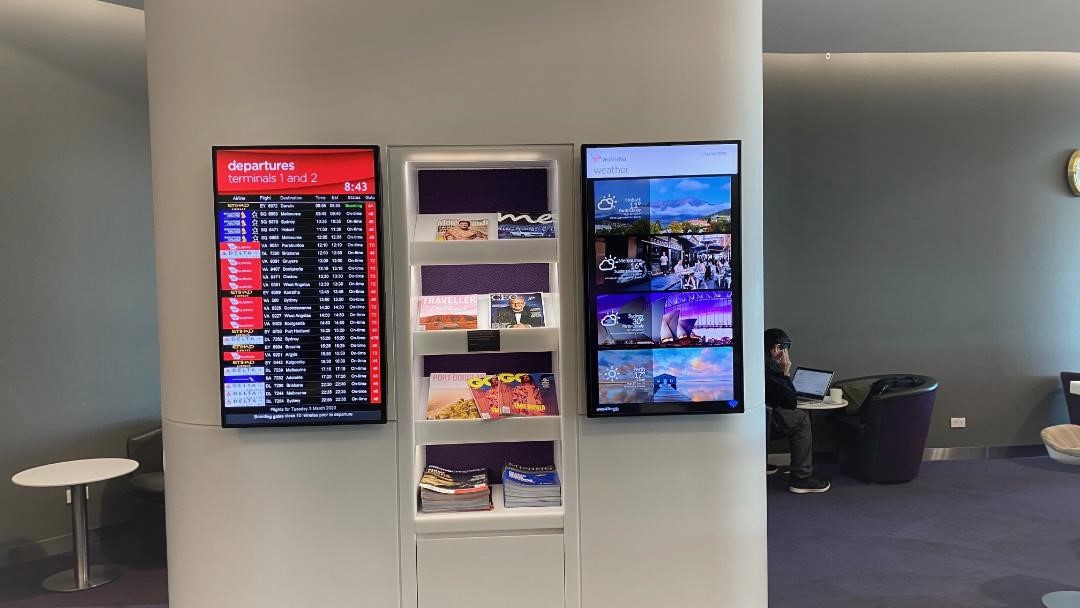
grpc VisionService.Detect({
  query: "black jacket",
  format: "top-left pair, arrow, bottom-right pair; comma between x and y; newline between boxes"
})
765,359 -> 797,410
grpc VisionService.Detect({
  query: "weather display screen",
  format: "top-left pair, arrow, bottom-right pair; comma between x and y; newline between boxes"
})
582,142 -> 743,416
213,146 -> 386,427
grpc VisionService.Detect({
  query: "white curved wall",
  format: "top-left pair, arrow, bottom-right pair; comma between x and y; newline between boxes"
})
145,1 -> 764,606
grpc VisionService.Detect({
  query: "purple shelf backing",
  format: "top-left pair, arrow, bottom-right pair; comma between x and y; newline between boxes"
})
420,263 -> 550,296
417,168 -> 558,484
417,168 -> 548,215
425,352 -> 552,374
426,441 -> 556,485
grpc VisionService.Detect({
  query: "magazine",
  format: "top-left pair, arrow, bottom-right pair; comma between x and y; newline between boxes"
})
489,293 -> 545,329
500,372 -> 554,416
418,465 -> 492,513
417,295 -> 477,330
502,462 -> 562,508
435,218 -> 489,241
497,212 -> 555,239
467,374 -> 504,419
426,373 -> 485,420
418,465 -> 489,494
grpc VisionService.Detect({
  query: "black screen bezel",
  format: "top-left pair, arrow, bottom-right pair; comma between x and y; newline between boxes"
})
581,140 -> 745,417
212,144 -> 388,428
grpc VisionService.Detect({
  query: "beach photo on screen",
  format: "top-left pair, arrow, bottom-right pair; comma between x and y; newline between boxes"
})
650,347 -> 734,403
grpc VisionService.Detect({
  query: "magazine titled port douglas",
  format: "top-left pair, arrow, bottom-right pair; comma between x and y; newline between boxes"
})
426,372 -> 485,420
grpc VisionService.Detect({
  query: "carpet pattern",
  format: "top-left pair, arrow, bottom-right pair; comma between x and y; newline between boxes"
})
769,457 -> 1080,607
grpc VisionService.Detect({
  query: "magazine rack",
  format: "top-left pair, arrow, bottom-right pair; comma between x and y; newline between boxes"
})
388,145 -> 581,608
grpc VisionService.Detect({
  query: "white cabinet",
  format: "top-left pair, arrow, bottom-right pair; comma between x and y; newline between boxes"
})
389,145 -> 581,608
417,534 -> 565,608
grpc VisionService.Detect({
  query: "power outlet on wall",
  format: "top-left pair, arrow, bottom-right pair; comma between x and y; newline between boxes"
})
950,417 -> 967,429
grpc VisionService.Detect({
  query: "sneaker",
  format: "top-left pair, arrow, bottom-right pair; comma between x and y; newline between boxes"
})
766,464 -> 779,476
788,476 -> 830,494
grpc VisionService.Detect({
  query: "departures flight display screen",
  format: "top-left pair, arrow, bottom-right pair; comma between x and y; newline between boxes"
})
213,146 -> 386,427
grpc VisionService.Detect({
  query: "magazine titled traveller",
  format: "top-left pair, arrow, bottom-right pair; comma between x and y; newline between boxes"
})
417,295 -> 478,330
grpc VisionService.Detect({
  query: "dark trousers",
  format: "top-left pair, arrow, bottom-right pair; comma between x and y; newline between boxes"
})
769,407 -> 813,479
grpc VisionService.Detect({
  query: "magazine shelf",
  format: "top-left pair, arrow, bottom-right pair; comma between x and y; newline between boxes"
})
390,145 -> 580,608
411,237 -> 557,266
415,416 -> 562,446
414,484 -> 564,535
411,326 -> 560,355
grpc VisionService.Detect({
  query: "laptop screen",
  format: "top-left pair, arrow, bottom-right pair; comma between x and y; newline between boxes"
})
792,368 -> 833,398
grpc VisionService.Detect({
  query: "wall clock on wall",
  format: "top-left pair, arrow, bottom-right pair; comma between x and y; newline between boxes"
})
1069,149 -> 1080,196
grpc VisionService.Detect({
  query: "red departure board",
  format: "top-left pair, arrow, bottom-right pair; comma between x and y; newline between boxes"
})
213,146 -> 386,427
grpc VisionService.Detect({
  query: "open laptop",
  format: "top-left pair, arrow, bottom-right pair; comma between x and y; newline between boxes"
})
792,367 -> 835,403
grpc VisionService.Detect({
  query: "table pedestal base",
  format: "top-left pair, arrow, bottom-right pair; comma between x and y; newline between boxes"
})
1043,590 -> 1080,607
42,564 -> 121,592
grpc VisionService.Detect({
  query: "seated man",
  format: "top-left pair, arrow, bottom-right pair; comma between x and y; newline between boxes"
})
765,328 -> 830,494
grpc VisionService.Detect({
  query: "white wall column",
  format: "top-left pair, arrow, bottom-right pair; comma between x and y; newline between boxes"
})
145,1 -> 764,606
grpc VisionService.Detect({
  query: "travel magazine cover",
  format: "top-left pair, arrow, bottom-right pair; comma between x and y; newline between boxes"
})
489,292 -> 545,328
426,372 -> 485,420
417,295 -> 478,330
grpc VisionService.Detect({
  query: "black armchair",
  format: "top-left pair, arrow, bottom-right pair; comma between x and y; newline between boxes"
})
832,375 -> 939,483
126,427 -> 165,504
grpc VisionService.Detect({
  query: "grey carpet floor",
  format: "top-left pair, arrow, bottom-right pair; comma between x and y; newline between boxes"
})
768,456 -> 1080,607
0,520 -> 166,608
3,457 -> 1077,607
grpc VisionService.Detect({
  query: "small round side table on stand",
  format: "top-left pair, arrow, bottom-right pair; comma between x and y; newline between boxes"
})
12,458 -> 139,592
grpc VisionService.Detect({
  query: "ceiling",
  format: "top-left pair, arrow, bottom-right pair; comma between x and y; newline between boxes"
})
105,1 -> 1080,53
764,0 -> 1080,53
99,0 -> 143,8
3,0 -> 145,97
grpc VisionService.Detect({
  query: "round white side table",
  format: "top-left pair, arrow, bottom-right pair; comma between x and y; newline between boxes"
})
1044,590 -> 1080,607
796,398 -> 848,411
12,458 -> 139,592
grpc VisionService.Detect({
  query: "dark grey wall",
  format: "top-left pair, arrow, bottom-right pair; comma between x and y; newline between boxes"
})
0,1 -> 159,564
764,52 -> 1080,448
